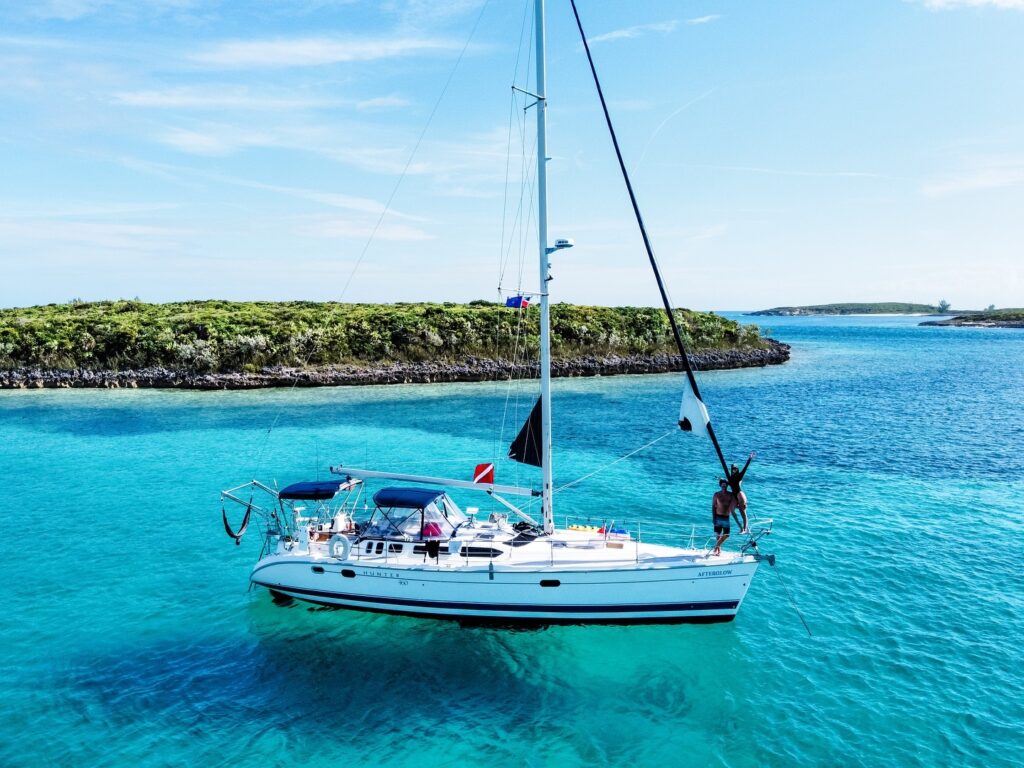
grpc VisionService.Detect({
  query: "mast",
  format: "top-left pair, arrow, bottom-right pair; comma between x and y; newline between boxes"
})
534,0 -> 554,534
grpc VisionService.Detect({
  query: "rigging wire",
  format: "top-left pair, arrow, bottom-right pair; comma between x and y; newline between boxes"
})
494,1 -> 536,462
491,3 -> 532,462
495,4 -> 540,485
336,0 -> 492,303
248,0 -> 493,478
496,0 -> 534,292
552,429 -> 677,495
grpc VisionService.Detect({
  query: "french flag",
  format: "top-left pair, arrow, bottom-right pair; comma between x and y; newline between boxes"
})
473,463 -> 495,484
505,295 -> 530,309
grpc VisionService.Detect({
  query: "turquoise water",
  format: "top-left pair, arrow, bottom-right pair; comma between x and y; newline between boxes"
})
1,316 -> 1022,767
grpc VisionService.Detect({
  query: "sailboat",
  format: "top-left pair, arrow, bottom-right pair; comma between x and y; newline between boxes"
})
221,0 -> 774,625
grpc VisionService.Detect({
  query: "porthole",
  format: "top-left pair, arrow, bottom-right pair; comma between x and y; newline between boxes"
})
311,566 -> 325,574
341,569 -> 356,578
540,579 -> 561,588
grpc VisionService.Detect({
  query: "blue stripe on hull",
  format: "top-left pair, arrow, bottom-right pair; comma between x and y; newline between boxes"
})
254,581 -> 740,620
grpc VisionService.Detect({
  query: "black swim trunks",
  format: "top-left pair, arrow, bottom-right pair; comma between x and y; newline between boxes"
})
714,516 -> 730,535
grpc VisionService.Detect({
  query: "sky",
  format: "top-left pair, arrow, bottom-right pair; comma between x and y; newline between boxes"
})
1,0 -> 1023,311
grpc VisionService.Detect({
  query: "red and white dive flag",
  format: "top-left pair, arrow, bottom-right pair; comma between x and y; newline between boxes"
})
473,463 -> 495,484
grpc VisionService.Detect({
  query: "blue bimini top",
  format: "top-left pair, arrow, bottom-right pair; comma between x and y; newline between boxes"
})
279,480 -> 349,501
372,487 -> 445,509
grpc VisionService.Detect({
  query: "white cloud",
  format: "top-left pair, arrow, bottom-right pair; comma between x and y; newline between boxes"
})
682,163 -> 887,180
683,224 -> 727,242
0,202 -> 181,218
27,0 -> 109,21
157,127 -> 276,155
608,99 -> 655,112
318,144 -> 432,176
113,156 -> 425,221
146,117 -> 505,180
388,0 -> 485,28
587,21 -> 680,45
915,0 -> 1024,9
686,15 -> 721,25
296,216 -> 434,242
922,160 -> 1024,196
356,95 -> 410,111
190,36 -> 459,68
582,16 -> 717,46
111,87 -> 340,110
26,0 -> 205,22
112,87 -> 410,114
236,181 -> 425,221
0,35 -> 73,49
0,218 -> 185,251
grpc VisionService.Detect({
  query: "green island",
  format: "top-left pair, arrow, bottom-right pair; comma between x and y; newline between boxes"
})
0,300 -> 788,389
919,309 -> 1024,328
747,302 -> 947,316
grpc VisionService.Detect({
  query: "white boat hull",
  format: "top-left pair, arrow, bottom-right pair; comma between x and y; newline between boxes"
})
251,548 -> 758,625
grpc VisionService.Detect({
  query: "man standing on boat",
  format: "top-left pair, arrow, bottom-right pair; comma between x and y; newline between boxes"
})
711,479 -> 748,555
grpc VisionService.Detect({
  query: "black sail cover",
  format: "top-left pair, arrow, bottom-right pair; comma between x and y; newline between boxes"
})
508,397 -> 543,467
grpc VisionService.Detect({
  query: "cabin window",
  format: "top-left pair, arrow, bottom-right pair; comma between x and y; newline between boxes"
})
465,546 -> 502,558
375,541 -> 384,554
388,543 -> 403,553
311,566 -> 325,574
540,579 -> 560,588
364,542 -> 372,553
414,544 -> 500,558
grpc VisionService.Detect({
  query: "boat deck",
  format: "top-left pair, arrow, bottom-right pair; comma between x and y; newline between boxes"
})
298,531 -> 751,572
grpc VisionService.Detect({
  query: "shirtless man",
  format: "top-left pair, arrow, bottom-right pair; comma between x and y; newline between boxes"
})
711,479 -> 749,556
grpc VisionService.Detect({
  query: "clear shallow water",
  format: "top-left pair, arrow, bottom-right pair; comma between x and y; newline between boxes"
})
1,316 -> 1022,767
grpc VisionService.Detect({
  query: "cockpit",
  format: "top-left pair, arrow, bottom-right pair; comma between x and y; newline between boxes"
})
363,487 -> 469,540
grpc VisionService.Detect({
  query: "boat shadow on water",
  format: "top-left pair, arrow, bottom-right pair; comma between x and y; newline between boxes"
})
277,590 -> 553,632
58,595 -> 745,740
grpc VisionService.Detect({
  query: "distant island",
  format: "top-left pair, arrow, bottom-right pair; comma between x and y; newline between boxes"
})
0,300 -> 789,389
747,302 -> 947,316
919,309 -> 1024,328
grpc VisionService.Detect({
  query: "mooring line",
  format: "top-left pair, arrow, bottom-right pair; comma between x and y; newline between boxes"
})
770,561 -> 813,637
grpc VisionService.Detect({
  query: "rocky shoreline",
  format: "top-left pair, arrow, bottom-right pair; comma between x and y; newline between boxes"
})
919,319 -> 1024,328
0,340 -> 789,390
